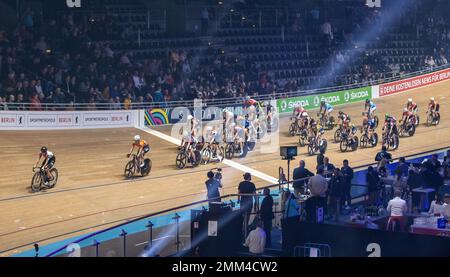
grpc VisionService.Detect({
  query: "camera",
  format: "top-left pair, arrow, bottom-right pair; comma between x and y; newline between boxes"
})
210,167 -> 222,181
280,146 -> 298,160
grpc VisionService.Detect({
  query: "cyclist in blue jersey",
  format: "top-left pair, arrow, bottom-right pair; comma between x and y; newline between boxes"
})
365,99 -> 377,118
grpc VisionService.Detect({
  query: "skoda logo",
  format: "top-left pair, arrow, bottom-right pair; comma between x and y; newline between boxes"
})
344,92 -> 350,102
314,96 -> 320,106
281,100 -> 287,111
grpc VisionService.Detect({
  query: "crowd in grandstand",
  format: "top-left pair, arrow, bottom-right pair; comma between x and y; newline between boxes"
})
0,0 -> 449,110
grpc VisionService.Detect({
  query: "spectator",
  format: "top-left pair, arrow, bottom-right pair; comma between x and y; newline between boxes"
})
442,149 -> 450,167
244,220 -> 266,256
392,168 -> 407,195
258,188 -> 274,248
442,194 -> 450,218
396,157 -> 409,177
318,157 -> 335,177
316,148 -> 325,169
29,94 -> 42,111
366,166 -> 380,205
306,167 -> 328,222
292,160 -> 314,196
386,190 -> 408,231
341,159 -> 354,209
428,194 -> 444,215
328,168 -> 344,221
205,171 -> 222,203
238,173 -> 257,223
429,154 -> 441,172
375,146 -> 392,176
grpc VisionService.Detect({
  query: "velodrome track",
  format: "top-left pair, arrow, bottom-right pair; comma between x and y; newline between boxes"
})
0,79 -> 450,256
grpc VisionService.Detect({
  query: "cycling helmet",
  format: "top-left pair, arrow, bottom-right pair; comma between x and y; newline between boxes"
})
134,135 -> 141,141
403,108 -> 408,112
365,99 -> 370,104
338,111 -> 344,115
301,112 -> 308,117
230,123 -> 236,128
40,146 -> 47,153
385,114 -> 390,120
245,96 -> 251,100
319,127 -> 325,134
187,115 -> 194,120
321,100 -> 326,105
211,130 -> 217,135
407,98 -> 413,103
430,97 -> 435,101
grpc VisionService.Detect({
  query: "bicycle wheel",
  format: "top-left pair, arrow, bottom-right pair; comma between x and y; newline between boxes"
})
360,135 -> 368,148
427,114 -> 433,126
371,133 -> 378,147
175,152 -> 187,169
201,148 -> 212,164
374,116 -> 379,128
408,124 -> 415,137
225,144 -> 234,159
141,159 -> 152,177
334,128 -> 342,143
192,150 -> 202,167
31,172 -> 42,192
299,132 -> 307,147
289,123 -> 296,136
124,161 -> 135,178
340,139 -> 348,152
47,168 -> 59,188
351,136 -> 359,151
307,142 -> 315,156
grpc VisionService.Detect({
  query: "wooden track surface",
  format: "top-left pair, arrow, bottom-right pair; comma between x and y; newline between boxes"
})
1,80 -> 449,256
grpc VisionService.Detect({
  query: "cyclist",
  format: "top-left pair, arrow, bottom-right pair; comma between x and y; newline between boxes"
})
338,111 -> 351,130
319,100 -> 333,123
308,117 -> 318,139
300,111 -> 309,129
222,108 -> 234,141
365,99 -> 377,118
401,108 -> 415,126
315,127 -> 326,147
383,114 -> 398,138
363,115 -> 376,136
231,123 -> 245,156
428,97 -> 440,119
127,135 -> 150,167
243,95 -> 258,108
33,146 -> 56,185
406,98 -> 419,125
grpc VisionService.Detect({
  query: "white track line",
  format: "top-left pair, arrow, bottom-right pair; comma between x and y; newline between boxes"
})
136,127 -> 278,184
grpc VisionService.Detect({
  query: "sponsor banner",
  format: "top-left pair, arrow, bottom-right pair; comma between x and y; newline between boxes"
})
0,111 -> 134,130
0,113 -> 26,127
277,86 -> 372,113
372,85 -> 380,99
83,112 -> 132,126
379,67 -> 450,97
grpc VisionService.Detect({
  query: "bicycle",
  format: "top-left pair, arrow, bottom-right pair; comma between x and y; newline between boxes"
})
426,110 -> 440,126
201,142 -> 225,164
298,128 -> 309,147
317,112 -> 335,130
124,153 -> 152,178
176,145 -> 201,169
339,132 -> 359,152
288,117 -> 300,136
359,127 -> 378,148
225,138 -> 243,159
307,137 -> 327,156
398,118 -> 416,137
382,126 -> 399,151
31,166 -> 58,192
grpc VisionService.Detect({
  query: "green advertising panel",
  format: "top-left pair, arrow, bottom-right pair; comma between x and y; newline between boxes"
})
277,86 -> 372,113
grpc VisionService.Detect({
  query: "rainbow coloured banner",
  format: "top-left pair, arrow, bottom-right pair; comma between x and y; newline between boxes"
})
144,109 -> 170,126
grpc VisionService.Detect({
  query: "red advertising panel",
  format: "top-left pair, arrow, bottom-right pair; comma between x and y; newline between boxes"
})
379,68 -> 450,97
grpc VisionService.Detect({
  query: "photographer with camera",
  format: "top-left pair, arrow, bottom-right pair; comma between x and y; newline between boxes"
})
205,168 -> 222,203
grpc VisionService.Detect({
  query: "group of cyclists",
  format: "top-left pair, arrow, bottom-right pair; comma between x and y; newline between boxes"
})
31,95 -> 441,191
290,96 -> 441,152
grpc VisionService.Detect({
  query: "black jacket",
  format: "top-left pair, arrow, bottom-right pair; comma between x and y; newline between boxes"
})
293,167 -> 314,189
329,175 -> 345,197
259,195 -> 274,221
